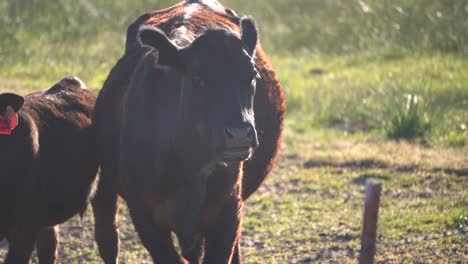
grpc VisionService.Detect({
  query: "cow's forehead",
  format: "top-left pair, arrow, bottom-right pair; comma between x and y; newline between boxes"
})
190,44 -> 253,72
190,30 -> 246,57
192,55 -> 255,82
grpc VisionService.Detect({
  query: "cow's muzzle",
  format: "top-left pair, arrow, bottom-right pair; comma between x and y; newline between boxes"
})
222,124 -> 258,161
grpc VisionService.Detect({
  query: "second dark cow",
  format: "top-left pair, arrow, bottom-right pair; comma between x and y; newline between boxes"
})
0,76 -> 99,264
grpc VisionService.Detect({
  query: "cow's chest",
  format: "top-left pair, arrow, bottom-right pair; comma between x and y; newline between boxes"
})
148,172 -> 214,237
146,162 -> 241,237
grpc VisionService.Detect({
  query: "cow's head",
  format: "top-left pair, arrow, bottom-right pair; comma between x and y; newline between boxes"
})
138,17 -> 259,163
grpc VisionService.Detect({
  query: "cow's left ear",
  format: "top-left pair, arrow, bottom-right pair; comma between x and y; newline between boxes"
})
138,25 -> 183,68
0,93 -> 24,114
240,17 -> 258,57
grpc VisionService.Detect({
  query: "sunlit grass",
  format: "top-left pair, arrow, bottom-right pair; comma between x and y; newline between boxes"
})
273,50 -> 468,145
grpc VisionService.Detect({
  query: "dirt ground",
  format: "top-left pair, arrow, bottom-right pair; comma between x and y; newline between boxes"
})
1,134 -> 467,263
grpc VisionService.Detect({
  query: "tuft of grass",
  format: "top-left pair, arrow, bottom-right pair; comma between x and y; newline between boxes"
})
385,93 -> 431,140
446,208 -> 468,230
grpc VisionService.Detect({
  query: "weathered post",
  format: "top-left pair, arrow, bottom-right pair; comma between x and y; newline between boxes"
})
359,179 -> 382,264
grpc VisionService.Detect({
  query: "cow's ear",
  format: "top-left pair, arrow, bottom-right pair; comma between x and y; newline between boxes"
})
138,25 -> 183,68
0,93 -> 24,115
240,17 -> 258,57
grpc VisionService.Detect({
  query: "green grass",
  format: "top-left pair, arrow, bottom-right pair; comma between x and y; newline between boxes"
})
2,49 -> 466,145
0,0 -> 466,143
0,0 -> 467,263
1,0 -> 467,55
274,50 -> 468,144
240,129 -> 467,263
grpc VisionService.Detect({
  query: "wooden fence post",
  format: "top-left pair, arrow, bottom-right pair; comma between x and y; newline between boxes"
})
359,179 -> 382,264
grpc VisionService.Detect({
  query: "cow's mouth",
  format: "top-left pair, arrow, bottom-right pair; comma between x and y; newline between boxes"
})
222,147 -> 252,162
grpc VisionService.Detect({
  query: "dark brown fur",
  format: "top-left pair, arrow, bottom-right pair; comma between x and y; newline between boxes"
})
0,77 -> 99,264
92,1 -> 285,263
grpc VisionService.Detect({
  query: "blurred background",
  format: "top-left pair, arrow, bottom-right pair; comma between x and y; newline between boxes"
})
0,0 -> 466,263
0,0 -> 466,145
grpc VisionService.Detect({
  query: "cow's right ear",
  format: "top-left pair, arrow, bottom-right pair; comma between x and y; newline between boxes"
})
137,25 -> 183,68
0,93 -> 24,115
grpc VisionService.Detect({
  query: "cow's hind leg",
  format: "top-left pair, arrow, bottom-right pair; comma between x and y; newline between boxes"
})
127,199 -> 187,264
92,170 -> 120,264
36,225 -> 59,264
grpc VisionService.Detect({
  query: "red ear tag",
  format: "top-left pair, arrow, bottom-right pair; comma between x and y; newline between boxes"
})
0,115 -> 12,135
10,114 -> 18,130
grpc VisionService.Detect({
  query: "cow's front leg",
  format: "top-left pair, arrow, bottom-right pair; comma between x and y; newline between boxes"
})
127,197 -> 187,264
179,233 -> 203,264
203,197 -> 243,264
36,225 -> 59,264
4,225 -> 39,264
231,243 -> 241,264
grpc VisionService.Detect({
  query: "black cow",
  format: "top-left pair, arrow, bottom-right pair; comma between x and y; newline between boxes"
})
0,76 -> 99,263
92,0 -> 285,263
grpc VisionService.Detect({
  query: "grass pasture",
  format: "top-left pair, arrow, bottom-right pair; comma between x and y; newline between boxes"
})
0,0 -> 467,263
